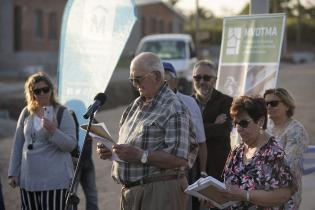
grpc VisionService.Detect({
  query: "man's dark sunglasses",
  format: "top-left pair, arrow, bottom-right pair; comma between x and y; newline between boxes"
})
233,119 -> 252,128
193,75 -> 215,82
265,100 -> 281,107
33,87 -> 50,95
129,72 -> 151,85
129,77 -> 145,85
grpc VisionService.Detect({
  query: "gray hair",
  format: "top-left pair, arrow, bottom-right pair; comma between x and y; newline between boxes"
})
193,59 -> 217,75
133,52 -> 164,79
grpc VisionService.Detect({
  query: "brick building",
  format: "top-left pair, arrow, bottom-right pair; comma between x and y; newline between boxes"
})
0,0 -> 185,75
0,0 -> 66,75
124,0 -> 186,56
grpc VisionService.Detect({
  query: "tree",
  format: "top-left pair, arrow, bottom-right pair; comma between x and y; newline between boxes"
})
197,7 -> 214,18
239,3 -> 250,15
167,0 -> 179,6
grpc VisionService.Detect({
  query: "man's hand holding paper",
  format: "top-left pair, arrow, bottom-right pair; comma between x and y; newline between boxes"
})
112,144 -> 143,162
97,143 -> 113,160
80,122 -> 114,142
81,122 -> 123,162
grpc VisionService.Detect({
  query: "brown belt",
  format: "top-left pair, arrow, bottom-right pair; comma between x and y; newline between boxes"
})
123,174 -> 185,188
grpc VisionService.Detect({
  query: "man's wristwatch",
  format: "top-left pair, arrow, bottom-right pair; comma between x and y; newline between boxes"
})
140,150 -> 149,164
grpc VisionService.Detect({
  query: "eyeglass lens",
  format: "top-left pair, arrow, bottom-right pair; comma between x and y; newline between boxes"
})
265,100 -> 280,107
33,87 -> 50,95
129,73 -> 148,85
193,75 -> 214,82
130,75 -> 147,85
233,119 -> 251,128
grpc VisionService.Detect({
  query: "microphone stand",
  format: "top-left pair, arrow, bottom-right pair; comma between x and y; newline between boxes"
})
65,113 -> 95,210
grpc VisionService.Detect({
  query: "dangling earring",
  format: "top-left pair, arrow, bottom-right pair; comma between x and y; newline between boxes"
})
259,126 -> 264,135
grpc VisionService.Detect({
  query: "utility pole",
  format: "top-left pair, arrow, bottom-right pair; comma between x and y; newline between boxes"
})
296,0 -> 301,47
283,0 -> 289,55
250,0 -> 269,14
195,0 -> 200,57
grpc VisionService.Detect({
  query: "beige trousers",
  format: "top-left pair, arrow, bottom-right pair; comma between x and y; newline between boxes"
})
120,177 -> 188,210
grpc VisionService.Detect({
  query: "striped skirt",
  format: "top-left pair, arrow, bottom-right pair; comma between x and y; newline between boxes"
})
20,188 -> 67,210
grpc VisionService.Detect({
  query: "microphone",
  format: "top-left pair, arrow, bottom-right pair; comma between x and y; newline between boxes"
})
83,93 -> 107,119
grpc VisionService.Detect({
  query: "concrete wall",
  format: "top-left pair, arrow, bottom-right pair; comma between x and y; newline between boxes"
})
0,52 -> 58,75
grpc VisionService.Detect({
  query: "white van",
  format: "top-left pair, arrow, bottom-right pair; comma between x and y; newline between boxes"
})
136,34 -> 197,92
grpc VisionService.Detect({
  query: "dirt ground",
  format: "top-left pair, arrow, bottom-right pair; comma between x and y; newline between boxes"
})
0,61 -> 315,210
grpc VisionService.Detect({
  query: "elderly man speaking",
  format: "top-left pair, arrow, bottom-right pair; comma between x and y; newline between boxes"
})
97,52 -> 198,210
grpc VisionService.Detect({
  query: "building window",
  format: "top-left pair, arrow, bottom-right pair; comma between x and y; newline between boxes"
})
14,5 -> 22,51
48,12 -> 57,39
34,9 -> 44,38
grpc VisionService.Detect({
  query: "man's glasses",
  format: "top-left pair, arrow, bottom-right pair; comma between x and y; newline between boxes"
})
265,100 -> 281,107
129,72 -> 152,85
233,119 -> 252,128
33,87 -> 50,95
193,75 -> 215,82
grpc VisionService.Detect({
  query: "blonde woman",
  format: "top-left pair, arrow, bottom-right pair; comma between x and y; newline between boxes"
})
8,72 -> 77,210
264,88 -> 309,209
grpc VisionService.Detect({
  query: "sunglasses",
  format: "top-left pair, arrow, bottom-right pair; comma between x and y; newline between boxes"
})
193,75 -> 215,82
265,100 -> 281,107
33,87 -> 50,95
129,72 -> 152,85
233,119 -> 252,128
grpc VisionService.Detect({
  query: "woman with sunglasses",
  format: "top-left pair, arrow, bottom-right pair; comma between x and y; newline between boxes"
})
264,88 -> 309,209
202,96 -> 296,209
8,72 -> 77,210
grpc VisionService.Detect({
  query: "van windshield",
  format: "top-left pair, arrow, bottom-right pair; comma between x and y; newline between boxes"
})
139,40 -> 186,60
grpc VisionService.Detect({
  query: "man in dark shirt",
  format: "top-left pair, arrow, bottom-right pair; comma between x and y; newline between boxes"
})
192,59 -> 233,209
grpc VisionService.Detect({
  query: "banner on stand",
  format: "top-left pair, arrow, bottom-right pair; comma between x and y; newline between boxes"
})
216,13 -> 286,97
57,0 -> 137,147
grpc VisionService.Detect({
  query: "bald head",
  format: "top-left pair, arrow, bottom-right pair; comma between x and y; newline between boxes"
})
129,52 -> 165,101
131,52 -> 164,78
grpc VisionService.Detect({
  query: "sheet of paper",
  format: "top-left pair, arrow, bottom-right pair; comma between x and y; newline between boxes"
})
80,123 -> 114,142
80,123 -> 124,162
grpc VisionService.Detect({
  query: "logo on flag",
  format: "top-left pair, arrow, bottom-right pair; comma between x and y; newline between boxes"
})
226,27 -> 241,55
